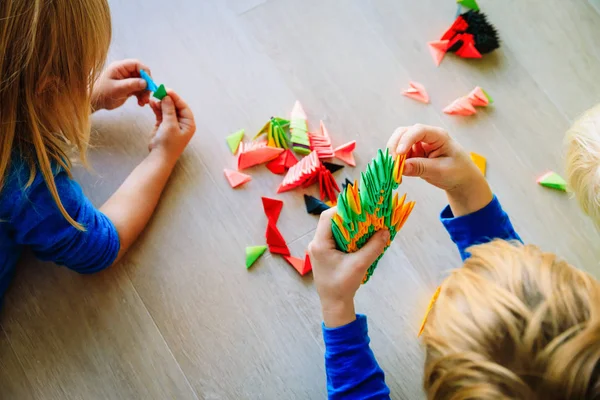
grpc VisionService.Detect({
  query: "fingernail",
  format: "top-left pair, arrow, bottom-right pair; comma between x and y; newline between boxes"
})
382,229 -> 390,242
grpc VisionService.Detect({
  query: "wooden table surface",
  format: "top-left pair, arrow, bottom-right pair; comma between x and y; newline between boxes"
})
2,0 -> 600,399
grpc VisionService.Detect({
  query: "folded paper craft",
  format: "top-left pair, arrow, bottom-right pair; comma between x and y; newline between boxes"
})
246,245 -> 267,269
470,152 -> 486,176
427,40 -> 450,66
224,169 -> 251,188
331,149 -> 415,283
443,97 -> 477,116
467,86 -> 493,107
442,11 -> 499,58
238,141 -> 285,170
304,252 -> 313,274
139,70 -> 167,100
226,129 -> 245,154
278,151 -> 320,193
304,194 -> 330,215
266,222 -> 290,255
255,117 -> 290,149
323,162 -> 344,174
342,178 -> 353,191
457,0 -> 480,11
290,101 -> 311,155
318,167 -> 340,202
537,171 -> 567,192
334,141 -> 357,167
283,255 -> 311,276
262,197 -> 283,224
402,81 -> 430,104
418,286 -> 442,336
266,149 -> 298,174
309,121 -> 335,159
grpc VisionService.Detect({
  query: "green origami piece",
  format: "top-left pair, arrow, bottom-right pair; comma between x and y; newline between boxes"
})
331,149 -> 415,283
246,245 -> 267,268
481,88 -> 494,104
226,129 -> 245,154
457,0 -> 480,11
538,172 -> 567,192
254,117 -> 290,149
153,84 -> 167,100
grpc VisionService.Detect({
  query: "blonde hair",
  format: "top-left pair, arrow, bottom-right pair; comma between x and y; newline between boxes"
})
565,104 -> 600,228
0,0 -> 111,229
421,241 -> 600,399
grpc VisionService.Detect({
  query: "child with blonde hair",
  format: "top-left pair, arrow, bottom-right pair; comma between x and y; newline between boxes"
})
566,104 -> 600,227
309,124 -> 600,399
0,0 -> 195,299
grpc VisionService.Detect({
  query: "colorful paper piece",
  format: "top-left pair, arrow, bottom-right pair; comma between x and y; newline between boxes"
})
224,169 -> 251,188
418,286 -> 442,336
304,194 -> 331,215
266,149 -> 298,175
246,245 -> 267,269
255,117 -> 290,149
226,129 -> 245,154
467,87 -> 492,107
266,222 -> 290,255
342,178 -> 353,191
402,81 -> 430,104
442,11 -> 499,57
334,141 -> 357,167
238,141 -> 284,170
283,255 -> 311,276
457,0 -> 480,11
309,121 -> 335,159
443,97 -> 477,116
278,151 -> 321,193
331,149 -> 415,283
153,84 -> 167,100
470,152 -> 486,176
537,171 -> 567,192
318,167 -> 341,202
262,197 -> 283,224
290,101 -> 311,155
427,40 -> 450,66
323,162 -> 344,174
304,252 -> 313,274
139,70 -> 158,92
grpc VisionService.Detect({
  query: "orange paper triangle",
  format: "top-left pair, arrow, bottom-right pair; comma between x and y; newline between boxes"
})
334,141 -> 357,167
427,40 -> 449,66
224,169 -> 251,188
402,81 -> 430,104
238,143 -> 285,170
470,152 -> 486,176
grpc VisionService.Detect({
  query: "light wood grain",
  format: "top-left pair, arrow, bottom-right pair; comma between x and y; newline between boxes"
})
1,0 -> 600,399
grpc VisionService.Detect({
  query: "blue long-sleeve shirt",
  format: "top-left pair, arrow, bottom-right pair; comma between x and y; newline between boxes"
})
322,196 -> 521,399
0,161 -> 120,301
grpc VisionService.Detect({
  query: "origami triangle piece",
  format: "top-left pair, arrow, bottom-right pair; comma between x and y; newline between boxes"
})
269,244 -> 291,256
470,152 -> 486,176
224,169 -> 251,188
441,16 -> 468,41
334,141 -> 357,167
457,0 -> 480,11
153,84 -> 168,100
427,40 -> 450,66
290,101 -> 311,155
443,97 -> 477,116
266,152 -> 287,175
455,41 -> 482,59
342,178 -> 353,191
278,151 -> 321,193
283,150 -> 298,169
262,197 -> 283,224
304,194 -> 331,215
266,223 -> 289,256
467,87 -> 491,107
139,70 -> 158,92
537,171 -> 567,192
238,142 -> 285,170
402,81 -> 430,104
226,129 -> 245,154
246,245 -> 267,269
308,121 -> 335,159
323,162 -> 344,174
302,253 -> 313,275
481,88 -> 494,104
283,255 -> 309,276
418,286 -> 442,337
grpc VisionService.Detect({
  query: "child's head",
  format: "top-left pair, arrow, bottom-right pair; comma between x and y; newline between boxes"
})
566,104 -> 600,227
421,241 -> 600,399
0,0 -> 111,228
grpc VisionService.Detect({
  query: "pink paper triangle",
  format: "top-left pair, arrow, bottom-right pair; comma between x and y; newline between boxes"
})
467,86 -> 489,107
443,97 -> 477,116
427,40 -> 449,66
334,141 -> 357,166
402,81 -> 430,104
224,169 -> 251,188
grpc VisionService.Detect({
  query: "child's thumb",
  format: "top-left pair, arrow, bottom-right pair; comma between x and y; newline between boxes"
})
403,158 -> 435,177
160,96 -> 177,123
349,229 -> 390,273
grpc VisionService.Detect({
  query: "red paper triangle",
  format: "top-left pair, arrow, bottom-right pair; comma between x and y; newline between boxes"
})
266,152 -> 287,174
455,41 -> 482,59
283,255 -> 306,275
303,252 -> 313,275
262,197 -> 283,224
224,169 -> 251,188
269,245 -> 290,256
283,150 -> 298,169
238,144 -> 285,170
334,141 -> 357,167
427,40 -> 449,67
441,16 -> 468,41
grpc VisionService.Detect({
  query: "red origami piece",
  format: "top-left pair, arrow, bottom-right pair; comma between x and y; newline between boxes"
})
304,252 -> 313,275
238,141 -> 285,170
334,141 -> 356,167
441,16 -> 468,41
262,197 -> 283,224
278,151 -> 321,193
266,222 -> 290,256
283,255 -> 312,276
318,167 -> 340,202
266,149 -> 298,174
308,121 -> 335,159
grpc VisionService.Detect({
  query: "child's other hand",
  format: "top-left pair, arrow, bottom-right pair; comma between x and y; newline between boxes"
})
149,90 -> 196,163
308,207 -> 389,328
91,59 -> 151,111
387,124 -> 492,217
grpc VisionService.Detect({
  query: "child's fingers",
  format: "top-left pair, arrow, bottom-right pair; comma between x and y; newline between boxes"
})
118,59 -> 151,78
165,89 -> 194,120
396,124 -> 448,155
348,229 -> 389,274
310,207 -> 338,253
160,96 -> 177,125
386,127 -> 409,157
150,100 -> 162,123
403,157 -> 438,178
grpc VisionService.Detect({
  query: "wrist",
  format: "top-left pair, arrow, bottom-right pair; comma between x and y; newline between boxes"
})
148,147 -> 178,171
321,299 -> 356,328
446,173 -> 493,217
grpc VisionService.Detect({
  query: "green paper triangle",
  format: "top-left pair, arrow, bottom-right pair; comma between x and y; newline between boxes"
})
481,88 -> 494,104
246,245 -> 267,268
457,0 -> 480,11
153,84 -> 167,100
226,129 -> 245,154
539,172 -> 567,191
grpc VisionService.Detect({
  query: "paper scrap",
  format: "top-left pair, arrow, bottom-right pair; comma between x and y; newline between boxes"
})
266,222 -> 290,255
224,169 -> 251,188
323,162 -> 344,174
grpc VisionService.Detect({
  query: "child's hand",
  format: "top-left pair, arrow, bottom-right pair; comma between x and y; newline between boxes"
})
149,90 -> 196,163
91,59 -> 151,111
387,124 -> 493,217
308,208 -> 389,328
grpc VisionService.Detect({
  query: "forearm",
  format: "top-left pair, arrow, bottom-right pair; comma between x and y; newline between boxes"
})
100,149 -> 176,262
446,174 -> 493,217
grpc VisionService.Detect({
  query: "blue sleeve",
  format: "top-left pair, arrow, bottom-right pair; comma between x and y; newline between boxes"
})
11,171 -> 120,273
440,195 -> 522,261
323,315 -> 390,400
